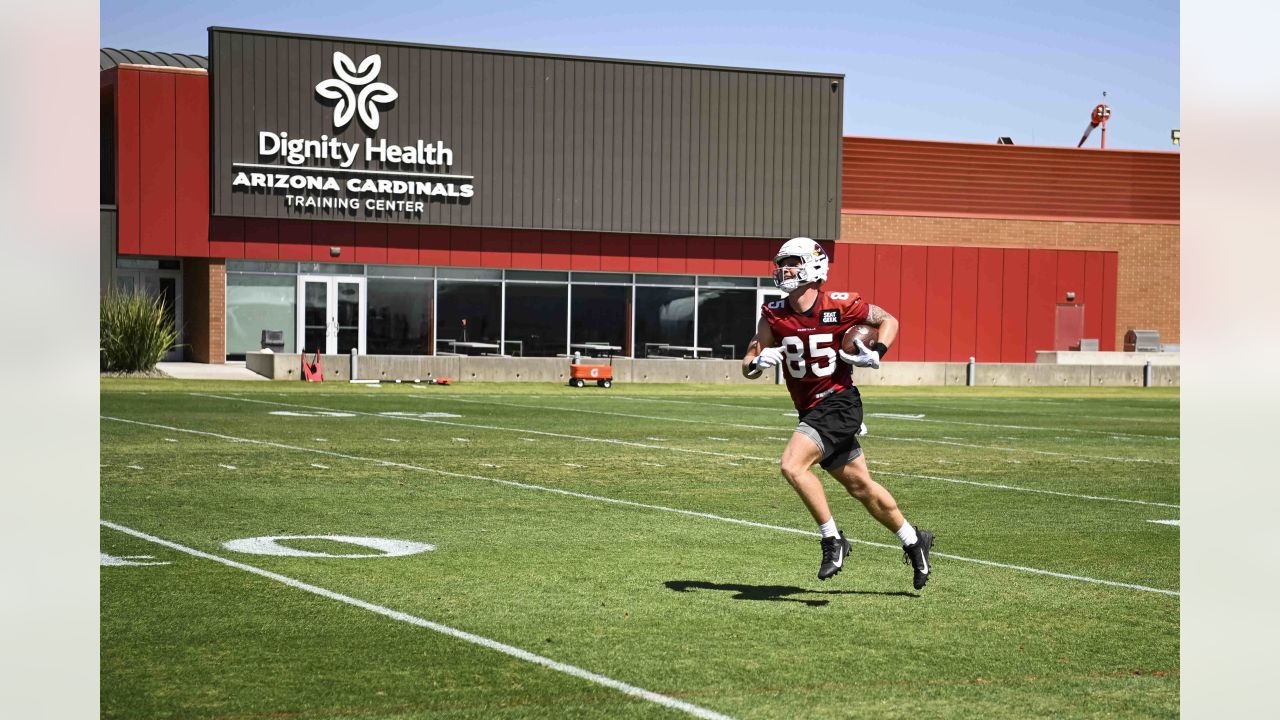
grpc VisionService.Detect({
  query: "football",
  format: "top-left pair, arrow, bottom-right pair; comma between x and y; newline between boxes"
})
841,324 -> 879,355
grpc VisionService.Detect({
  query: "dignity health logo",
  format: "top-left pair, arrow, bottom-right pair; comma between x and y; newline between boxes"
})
315,52 -> 398,131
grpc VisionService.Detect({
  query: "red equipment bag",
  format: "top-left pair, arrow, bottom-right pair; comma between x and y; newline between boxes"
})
302,351 -> 324,382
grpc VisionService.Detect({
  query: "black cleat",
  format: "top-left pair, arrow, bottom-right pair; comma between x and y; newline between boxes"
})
902,530 -> 934,590
818,532 -> 851,580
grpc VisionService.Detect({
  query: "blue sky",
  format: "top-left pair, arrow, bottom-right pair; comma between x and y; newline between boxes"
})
101,0 -> 1178,151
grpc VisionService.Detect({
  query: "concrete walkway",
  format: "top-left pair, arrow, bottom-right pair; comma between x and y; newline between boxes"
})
156,361 -> 268,381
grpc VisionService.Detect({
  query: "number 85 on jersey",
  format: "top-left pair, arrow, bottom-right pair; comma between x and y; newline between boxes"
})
778,334 -> 840,378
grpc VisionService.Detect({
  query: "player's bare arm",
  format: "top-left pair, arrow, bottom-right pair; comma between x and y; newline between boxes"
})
742,316 -> 777,379
864,303 -> 900,349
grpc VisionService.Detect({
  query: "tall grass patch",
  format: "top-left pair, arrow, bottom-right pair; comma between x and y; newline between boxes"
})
100,288 -> 178,372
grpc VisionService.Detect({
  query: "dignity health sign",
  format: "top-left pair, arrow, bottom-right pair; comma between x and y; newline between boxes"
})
211,28 -> 476,224
209,26 -> 845,237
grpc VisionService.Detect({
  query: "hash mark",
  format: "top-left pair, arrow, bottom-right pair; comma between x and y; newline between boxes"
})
641,462 -> 666,467
452,438 -> 471,442
163,438 -> 178,443
127,465 -> 144,470
383,438 -> 401,442
480,463 -> 502,468
646,437 -> 667,442
563,463 -> 585,468
218,464 -> 237,470
310,464 -> 330,470
706,436 -> 730,442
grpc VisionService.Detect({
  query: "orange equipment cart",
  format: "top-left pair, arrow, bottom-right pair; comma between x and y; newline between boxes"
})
568,359 -> 613,388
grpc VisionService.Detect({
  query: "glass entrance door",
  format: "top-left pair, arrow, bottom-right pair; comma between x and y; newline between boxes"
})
296,276 -> 366,355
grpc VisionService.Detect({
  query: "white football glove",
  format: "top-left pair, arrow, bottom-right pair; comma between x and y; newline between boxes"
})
839,338 -> 881,369
752,346 -> 785,371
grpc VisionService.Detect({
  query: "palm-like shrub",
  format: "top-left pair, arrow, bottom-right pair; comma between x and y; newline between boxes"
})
100,288 -> 178,372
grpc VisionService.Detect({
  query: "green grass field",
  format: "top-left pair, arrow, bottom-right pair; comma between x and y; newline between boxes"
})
101,379 -> 1179,719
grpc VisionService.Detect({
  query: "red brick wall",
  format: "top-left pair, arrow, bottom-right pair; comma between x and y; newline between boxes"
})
182,259 -> 225,363
840,214 -> 1179,346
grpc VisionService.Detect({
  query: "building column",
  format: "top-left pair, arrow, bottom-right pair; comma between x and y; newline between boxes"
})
182,258 -> 225,363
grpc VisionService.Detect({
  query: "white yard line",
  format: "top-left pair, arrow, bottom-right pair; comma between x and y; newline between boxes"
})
190,394 -> 771,463
101,416 -> 1179,597
188,394 -> 1179,509
99,520 -> 737,720
603,395 -> 1178,441
416,397 -> 1176,465
875,470 -> 1179,509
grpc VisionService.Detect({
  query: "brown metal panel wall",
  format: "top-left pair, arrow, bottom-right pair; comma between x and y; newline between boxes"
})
841,136 -> 1179,222
210,28 -> 841,239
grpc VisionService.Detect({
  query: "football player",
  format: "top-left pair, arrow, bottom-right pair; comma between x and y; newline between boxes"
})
743,236 -> 934,589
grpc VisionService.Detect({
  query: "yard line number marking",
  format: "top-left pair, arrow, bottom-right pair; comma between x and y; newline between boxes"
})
100,520 -> 737,720
102,416 -> 1179,597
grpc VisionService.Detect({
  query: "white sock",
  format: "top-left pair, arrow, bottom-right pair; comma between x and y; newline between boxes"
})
818,518 -> 840,539
895,520 -> 919,546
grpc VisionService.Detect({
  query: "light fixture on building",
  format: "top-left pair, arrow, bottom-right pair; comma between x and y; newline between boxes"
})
1171,129 -> 1180,146
997,137 -> 1014,144
330,246 -> 342,257
1066,291 -> 1076,301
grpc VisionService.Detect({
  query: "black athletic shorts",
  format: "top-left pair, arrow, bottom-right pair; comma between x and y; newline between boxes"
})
796,388 -> 864,470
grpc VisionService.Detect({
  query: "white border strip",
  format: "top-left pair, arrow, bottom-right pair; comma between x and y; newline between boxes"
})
193,394 -> 1179,509
99,520 -> 734,720
102,416 -> 1179,597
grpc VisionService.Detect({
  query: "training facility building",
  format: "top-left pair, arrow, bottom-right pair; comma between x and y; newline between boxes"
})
100,28 -> 1179,371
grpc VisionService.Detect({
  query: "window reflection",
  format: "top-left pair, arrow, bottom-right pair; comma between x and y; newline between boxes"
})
505,284 -> 567,356
696,288 -> 757,359
436,281 -> 500,354
367,278 -> 433,355
570,285 -> 630,355
635,287 -> 694,357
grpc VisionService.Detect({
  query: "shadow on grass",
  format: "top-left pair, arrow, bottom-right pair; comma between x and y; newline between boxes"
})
664,580 -> 917,607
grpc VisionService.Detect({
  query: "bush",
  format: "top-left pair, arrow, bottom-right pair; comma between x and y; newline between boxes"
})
100,288 -> 179,372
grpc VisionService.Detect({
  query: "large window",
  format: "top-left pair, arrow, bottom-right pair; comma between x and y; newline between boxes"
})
505,284 -> 568,356
570,284 -> 630,355
436,281 -> 501,354
696,288 -> 758,359
635,287 -> 695,356
367,278 -> 433,355
226,273 -> 296,357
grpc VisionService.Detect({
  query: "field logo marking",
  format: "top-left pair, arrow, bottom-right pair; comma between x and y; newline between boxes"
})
223,535 -> 434,558
101,416 -> 1179,597
100,520 -> 737,720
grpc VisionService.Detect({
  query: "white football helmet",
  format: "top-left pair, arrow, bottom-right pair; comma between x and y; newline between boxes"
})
772,236 -> 829,292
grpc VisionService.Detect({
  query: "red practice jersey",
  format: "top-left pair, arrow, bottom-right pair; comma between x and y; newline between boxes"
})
760,290 -> 871,410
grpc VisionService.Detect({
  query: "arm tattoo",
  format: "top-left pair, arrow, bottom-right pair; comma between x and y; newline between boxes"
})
866,304 -> 891,326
